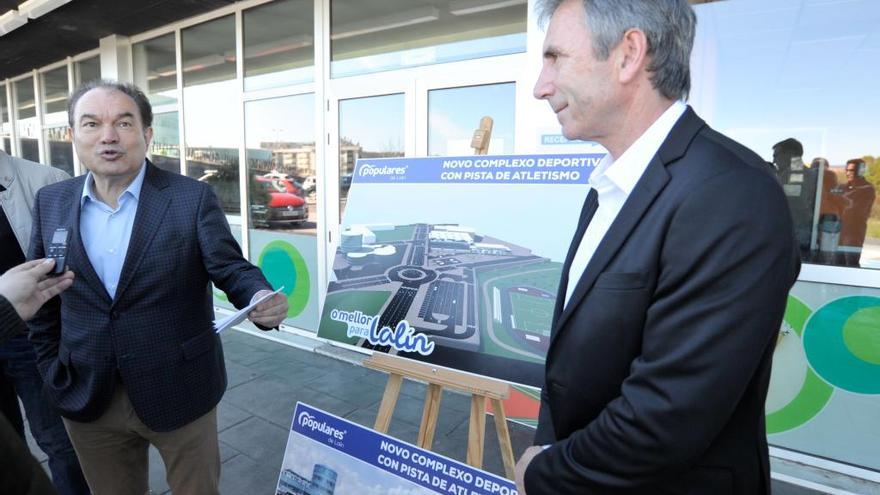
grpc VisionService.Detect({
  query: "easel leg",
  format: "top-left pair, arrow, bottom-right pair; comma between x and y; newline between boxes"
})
374,373 -> 403,433
491,398 -> 516,480
417,383 -> 443,449
466,395 -> 487,469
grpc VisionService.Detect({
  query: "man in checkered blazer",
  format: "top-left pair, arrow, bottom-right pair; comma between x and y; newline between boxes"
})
28,80 -> 288,495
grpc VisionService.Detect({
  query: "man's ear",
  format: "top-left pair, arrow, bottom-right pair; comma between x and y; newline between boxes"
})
616,28 -> 649,84
144,126 -> 153,148
67,127 -> 74,141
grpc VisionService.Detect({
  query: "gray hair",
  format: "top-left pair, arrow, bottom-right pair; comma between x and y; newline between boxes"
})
536,0 -> 696,101
67,80 -> 153,129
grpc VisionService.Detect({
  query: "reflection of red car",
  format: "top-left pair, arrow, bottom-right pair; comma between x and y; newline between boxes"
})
256,176 -> 305,197
253,179 -> 308,228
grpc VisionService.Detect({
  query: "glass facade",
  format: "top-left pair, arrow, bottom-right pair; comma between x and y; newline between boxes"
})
182,15 -> 241,230
41,66 -> 74,175
243,0 -> 315,91
693,0 -> 880,271
338,93 -> 405,217
74,56 -> 100,86
132,34 -> 178,106
330,0 -> 527,77
0,82 -> 9,153
14,77 -> 39,162
428,82 -> 515,156
150,111 -> 181,173
245,94 -> 320,330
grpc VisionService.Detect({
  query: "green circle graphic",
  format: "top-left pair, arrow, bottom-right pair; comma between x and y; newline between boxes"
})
803,296 -> 880,394
843,307 -> 880,365
258,240 -> 310,317
766,295 -> 834,434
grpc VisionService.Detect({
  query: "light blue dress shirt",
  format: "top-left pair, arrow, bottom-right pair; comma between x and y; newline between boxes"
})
80,163 -> 147,299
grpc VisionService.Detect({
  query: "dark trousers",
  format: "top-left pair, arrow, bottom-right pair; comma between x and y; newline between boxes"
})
0,332 -> 90,495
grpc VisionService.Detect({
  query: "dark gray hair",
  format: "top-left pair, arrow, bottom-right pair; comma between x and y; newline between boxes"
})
536,0 -> 696,101
67,80 -> 153,129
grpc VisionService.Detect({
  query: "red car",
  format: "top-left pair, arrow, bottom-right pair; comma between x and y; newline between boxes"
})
254,178 -> 308,228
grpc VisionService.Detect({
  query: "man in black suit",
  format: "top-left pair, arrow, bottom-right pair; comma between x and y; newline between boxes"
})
514,1 -> 800,494
28,81 -> 288,494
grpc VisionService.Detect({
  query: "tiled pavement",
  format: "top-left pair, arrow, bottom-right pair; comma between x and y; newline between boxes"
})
25,328 -> 836,494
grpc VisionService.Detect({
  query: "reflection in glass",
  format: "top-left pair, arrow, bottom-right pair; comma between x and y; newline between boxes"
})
41,67 -> 68,118
833,159 -> 876,268
0,82 -> 9,137
693,0 -> 880,269
150,112 -> 180,173
245,94 -> 316,235
14,77 -> 39,162
243,0 -> 314,91
74,57 -> 100,86
330,0 -> 526,77
44,127 -> 73,176
428,83 -> 515,156
133,34 -> 178,106
338,94 -> 404,217
182,16 -> 240,229
42,67 -> 73,174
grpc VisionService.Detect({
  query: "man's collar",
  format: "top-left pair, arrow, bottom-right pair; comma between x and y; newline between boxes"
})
81,161 -> 149,207
596,100 -> 687,195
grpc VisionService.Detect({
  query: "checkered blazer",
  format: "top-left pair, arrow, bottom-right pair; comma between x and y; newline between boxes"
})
27,162 -> 270,432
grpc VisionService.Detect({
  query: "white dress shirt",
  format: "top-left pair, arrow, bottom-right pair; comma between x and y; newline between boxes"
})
564,101 -> 687,307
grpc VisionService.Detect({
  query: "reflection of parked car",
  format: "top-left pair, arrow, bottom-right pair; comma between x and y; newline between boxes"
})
302,175 -> 316,194
253,179 -> 308,228
340,173 -> 352,190
256,176 -> 306,198
197,169 -> 240,214
198,170 -> 308,228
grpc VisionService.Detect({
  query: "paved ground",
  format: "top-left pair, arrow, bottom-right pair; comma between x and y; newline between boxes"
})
25,327 -> 834,494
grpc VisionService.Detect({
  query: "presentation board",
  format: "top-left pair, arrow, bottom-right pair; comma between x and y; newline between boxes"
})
316,154 -> 600,387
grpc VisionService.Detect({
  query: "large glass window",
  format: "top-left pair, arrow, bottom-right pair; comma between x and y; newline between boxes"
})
693,0 -> 880,270
428,82 -> 515,156
182,16 -> 240,228
243,0 -> 314,91
245,94 -> 320,331
74,56 -> 100,87
0,82 -> 9,154
245,95 -> 316,236
41,67 -> 73,175
330,0 -> 526,77
14,77 -> 39,162
132,34 -> 178,106
338,93 -> 405,217
150,112 -> 180,173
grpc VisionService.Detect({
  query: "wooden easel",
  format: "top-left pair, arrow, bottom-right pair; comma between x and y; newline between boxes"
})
363,353 -> 516,480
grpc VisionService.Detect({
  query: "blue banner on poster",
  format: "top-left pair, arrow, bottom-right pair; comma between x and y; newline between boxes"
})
277,402 -> 518,495
353,154 -> 601,184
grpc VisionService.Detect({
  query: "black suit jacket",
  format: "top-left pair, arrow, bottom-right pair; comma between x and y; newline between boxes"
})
28,162 -> 271,432
524,108 -> 800,494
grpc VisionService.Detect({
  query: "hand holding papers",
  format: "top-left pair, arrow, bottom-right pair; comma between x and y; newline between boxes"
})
214,287 -> 284,333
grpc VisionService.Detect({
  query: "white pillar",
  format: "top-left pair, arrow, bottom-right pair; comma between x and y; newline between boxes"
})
99,34 -> 132,83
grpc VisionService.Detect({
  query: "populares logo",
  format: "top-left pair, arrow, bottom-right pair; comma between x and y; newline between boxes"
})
359,163 -> 408,177
297,411 -> 347,441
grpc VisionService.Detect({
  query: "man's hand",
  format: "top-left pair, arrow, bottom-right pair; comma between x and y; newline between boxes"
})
247,290 -> 288,329
0,259 -> 74,321
515,445 -> 543,495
